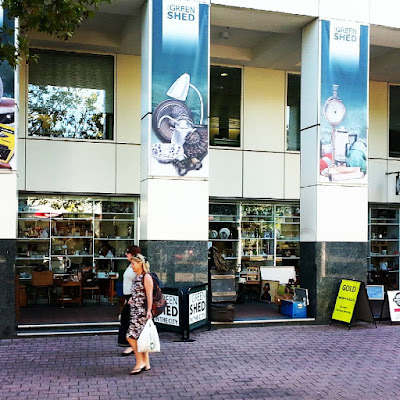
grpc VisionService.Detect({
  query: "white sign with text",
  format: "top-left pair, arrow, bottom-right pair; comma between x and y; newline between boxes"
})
154,294 -> 180,326
188,290 -> 207,325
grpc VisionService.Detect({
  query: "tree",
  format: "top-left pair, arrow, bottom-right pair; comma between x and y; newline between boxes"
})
0,0 -> 111,68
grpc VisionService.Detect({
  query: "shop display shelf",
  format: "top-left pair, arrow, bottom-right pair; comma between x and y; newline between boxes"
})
16,256 -> 49,260
94,237 -> 134,240
370,238 -> 399,241
94,257 -> 128,260
17,237 -> 50,241
241,237 -> 274,240
210,238 -> 239,242
52,236 -> 93,239
51,254 -> 93,258
94,219 -> 134,223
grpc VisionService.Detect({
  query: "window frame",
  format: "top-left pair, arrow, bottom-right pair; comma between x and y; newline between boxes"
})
388,83 -> 400,159
209,64 -> 243,150
26,48 -> 116,143
285,71 -> 301,153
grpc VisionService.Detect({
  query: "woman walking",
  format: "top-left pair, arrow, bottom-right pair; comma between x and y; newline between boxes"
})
126,253 -> 154,375
118,246 -> 141,355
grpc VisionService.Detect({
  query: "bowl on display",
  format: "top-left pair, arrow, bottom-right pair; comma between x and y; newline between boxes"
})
209,230 -> 218,239
151,143 -> 184,163
219,228 -> 230,240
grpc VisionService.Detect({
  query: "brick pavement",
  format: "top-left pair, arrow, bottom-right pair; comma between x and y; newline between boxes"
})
1,323 -> 400,400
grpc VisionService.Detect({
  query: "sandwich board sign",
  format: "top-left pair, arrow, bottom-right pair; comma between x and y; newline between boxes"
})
331,279 -> 376,328
386,291 -> 400,323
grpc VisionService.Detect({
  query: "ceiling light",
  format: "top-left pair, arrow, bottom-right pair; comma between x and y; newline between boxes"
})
220,72 -> 228,77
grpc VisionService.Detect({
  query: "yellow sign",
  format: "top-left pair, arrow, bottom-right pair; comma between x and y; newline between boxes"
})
332,279 -> 361,323
0,124 -> 15,164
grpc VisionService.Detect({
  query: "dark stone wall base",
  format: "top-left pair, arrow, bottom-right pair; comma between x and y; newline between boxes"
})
139,240 -> 208,289
0,239 -> 16,338
300,241 -> 368,323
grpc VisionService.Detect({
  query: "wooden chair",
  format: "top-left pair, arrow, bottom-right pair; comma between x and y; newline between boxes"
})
81,267 -> 100,304
244,266 -> 261,300
32,270 -> 54,304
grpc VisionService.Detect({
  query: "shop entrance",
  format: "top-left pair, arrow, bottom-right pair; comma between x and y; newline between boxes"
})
16,195 -> 138,326
208,201 -> 306,322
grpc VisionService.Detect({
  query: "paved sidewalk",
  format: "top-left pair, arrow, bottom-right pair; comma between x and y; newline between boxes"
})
1,323 -> 400,400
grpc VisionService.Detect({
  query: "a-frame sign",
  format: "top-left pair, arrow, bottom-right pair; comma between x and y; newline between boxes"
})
331,279 -> 376,329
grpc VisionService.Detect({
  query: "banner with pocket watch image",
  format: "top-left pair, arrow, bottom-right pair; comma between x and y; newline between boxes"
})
0,8 -> 16,171
319,20 -> 369,184
150,0 -> 209,178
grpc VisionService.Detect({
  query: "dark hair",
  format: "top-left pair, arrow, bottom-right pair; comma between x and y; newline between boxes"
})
126,246 -> 141,256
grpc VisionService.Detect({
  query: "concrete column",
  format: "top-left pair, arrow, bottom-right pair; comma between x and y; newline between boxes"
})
140,0 -> 210,287
300,16 -> 370,322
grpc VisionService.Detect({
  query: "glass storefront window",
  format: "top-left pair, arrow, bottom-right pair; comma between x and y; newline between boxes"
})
286,73 -> 301,151
28,50 -> 114,140
17,196 -> 137,278
369,206 -> 400,290
210,66 -> 241,147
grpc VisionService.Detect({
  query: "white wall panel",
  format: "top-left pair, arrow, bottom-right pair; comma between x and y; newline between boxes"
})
209,149 -> 242,198
212,0 -> 318,15
17,139 -> 26,191
116,55 -> 141,144
0,173 -> 17,238
368,159 -> 388,203
243,151 -> 284,198
369,81 -> 388,159
370,0 -> 400,29
143,179 -> 209,241
317,185 -> 368,242
387,160 -> 400,203
284,153 -> 300,199
243,68 -> 285,152
319,0 -> 370,23
116,144 -> 140,195
301,125 -> 319,188
300,185 -> 317,242
25,140 -> 115,193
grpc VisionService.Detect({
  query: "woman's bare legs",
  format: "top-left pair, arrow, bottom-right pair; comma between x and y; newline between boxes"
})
126,337 -> 145,371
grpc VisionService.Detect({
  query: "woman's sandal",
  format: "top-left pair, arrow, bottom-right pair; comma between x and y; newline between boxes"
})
129,366 -> 146,375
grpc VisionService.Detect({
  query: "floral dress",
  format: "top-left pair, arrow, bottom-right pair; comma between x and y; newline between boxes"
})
126,274 -> 148,340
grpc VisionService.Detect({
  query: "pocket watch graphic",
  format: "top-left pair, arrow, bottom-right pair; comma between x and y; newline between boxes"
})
323,84 -> 346,165
323,84 -> 346,126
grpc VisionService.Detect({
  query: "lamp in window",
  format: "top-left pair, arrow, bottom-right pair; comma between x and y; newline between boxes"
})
166,73 -> 204,125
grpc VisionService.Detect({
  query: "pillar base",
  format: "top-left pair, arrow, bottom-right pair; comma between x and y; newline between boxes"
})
0,239 -> 16,338
139,240 -> 208,288
300,241 -> 368,323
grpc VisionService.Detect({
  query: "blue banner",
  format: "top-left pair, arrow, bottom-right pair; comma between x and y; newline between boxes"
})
150,0 -> 209,178
319,20 -> 369,183
0,8 -> 16,171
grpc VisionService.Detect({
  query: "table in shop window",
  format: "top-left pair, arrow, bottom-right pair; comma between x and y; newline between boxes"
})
99,276 -> 118,304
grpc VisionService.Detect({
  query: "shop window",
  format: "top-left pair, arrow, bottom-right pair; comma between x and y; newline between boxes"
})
28,50 -> 114,140
389,85 -> 400,157
286,73 -> 301,151
210,66 -> 241,147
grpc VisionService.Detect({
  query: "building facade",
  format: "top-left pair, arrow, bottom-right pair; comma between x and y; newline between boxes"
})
1,0 -> 400,337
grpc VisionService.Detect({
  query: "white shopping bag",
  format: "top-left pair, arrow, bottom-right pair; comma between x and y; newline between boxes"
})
137,319 -> 160,353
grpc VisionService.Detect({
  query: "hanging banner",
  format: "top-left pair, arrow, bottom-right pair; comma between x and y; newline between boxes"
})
319,20 -> 369,183
387,290 -> 400,322
150,0 -> 209,178
0,8 -> 16,171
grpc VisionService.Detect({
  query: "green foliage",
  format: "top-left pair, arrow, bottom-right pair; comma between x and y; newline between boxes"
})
0,0 -> 111,67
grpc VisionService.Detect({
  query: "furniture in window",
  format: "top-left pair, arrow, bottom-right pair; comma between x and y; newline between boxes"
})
81,267 -> 100,304
58,280 -> 82,308
32,270 -> 54,304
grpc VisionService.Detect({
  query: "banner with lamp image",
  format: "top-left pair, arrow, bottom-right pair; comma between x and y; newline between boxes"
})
319,20 -> 369,184
151,0 -> 209,178
0,8 -> 16,171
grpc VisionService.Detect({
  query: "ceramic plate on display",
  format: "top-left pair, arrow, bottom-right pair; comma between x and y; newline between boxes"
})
219,228 -> 230,240
209,230 -> 218,239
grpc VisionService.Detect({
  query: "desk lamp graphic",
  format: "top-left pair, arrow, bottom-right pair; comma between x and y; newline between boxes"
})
166,73 -> 204,126
323,84 -> 346,164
